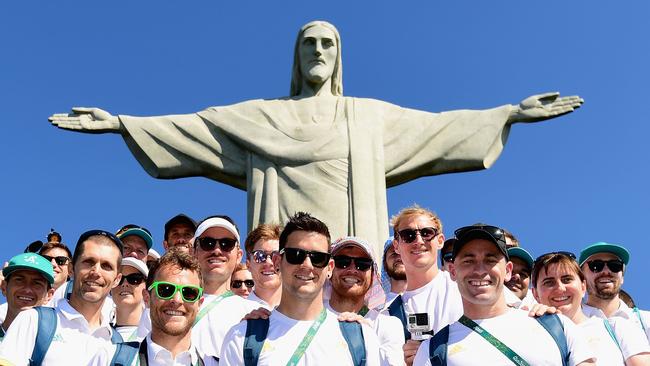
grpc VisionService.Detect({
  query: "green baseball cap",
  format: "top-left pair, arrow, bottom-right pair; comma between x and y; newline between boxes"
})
507,247 -> 535,270
3,253 -> 55,285
117,225 -> 154,250
578,242 -> 630,266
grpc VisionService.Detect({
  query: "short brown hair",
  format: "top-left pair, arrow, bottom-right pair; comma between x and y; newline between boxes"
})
532,253 -> 584,289
146,248 -> 202,288
233,262 -> 249,274
503,228 -> 519,248
279,212 -> 330,251
391,205 -> 442,236
244,224 -> 282,254
39,242 -> 72,259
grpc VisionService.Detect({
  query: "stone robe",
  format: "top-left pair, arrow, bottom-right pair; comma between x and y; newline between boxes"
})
119,96 -> 512,257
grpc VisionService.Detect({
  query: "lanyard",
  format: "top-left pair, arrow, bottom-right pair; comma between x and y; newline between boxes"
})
193,291 -> 234,326
357,306 -> 369,317
127,327 -> 139,342
285,308 -> 327,366
136,339 -> 204,366
458,315 -> 530,366
602,319 -> 622,351
633,307 -> 647,332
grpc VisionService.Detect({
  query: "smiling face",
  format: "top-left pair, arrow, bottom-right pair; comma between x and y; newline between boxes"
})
146,264 -> 203,337
298,25 -> 338,87
122,235 -> 148,261
274,230 -> 333,302
582,252 -> 624,301
504,257 -> 531,300
194,227 -> 242,284
3,270 -> 53,313
533,262 -> 585,318
394,215 -> 444,272
230,269 -> 254,298
111,265 -> 145,308
451,239 -> 512,314
246,238 -> 281,292
164,223 -> 195,253
40,247 -> 71,289
71,240 -> 121,305
331,246 -> 372,300
384,244 -> 406,281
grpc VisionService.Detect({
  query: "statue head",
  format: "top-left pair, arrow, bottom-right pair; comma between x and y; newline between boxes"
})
290,21 -> 343,97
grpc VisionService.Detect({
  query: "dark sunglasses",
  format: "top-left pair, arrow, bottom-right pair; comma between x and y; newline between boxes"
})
231,279 -> 255,289
333,255 -> 373,271
118,273 -> 146,286
195,237 -> 238,252
148,281 -> 203,303
42,255 -> 70,266
442,252 -> 454,263
587,259 -> 624,273
280,247 -> 331,268
454,225 -> 505,244
250,250 -> 279,263
397,227 -> 438,243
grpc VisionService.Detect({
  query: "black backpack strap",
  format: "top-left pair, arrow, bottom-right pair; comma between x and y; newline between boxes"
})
338,321 -> 366,366
428,325 -> 449,366
30,306 -> 58,366
387,295 -> 411,340
243,318 -> 270,366
110,341 -> 140,366
536,314 -> 569,366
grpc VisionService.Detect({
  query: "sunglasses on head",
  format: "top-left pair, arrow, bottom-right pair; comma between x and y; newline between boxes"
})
442,252 -> 454,263
42,255 -> 70,266
250,250 -> 279,264
148,281 -> 203,303
397,227 -> 438,244
333,255 -> 373,271
118,273 -> 146,286
454,225 -> 506,243
280,247 -> 331,268
195,237 -> 238,252
231,279 -> 254,289
587,259 -> 624,273
534,251 -> 576,266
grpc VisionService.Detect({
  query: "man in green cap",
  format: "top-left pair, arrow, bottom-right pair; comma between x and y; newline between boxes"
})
0,253 -> 55,339
116,224 -> 154,261
579,241 -> 650,342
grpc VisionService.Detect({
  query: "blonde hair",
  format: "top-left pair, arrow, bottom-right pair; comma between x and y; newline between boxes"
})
390,204 -> 442,235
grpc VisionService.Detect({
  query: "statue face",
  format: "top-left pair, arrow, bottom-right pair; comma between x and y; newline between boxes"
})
299,25 -> 338,85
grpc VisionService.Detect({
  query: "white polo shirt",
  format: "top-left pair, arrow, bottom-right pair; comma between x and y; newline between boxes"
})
219,308 -> 381,365
0,299 -> 116,366
413,309 -> 595,366
325,302 -> 405,366
579,316 -> 650,365
88,334 -> 219,366
246,290 -> 275,310
583,301 -> 650,342
191,292 -> 260,358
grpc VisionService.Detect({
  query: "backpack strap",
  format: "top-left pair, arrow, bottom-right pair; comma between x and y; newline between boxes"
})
338,321 -> 366,366
387,295 -> 411,340
111,326 -> 125,344
110,341 -> 140,366
428,325 -> 449,366
64,281 -> 73,300
30,307 -> 58,366
243,318 -> 270,366
536,314 -> 569,366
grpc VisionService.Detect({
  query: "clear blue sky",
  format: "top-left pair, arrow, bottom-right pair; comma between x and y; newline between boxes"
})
2,2 -> 649,307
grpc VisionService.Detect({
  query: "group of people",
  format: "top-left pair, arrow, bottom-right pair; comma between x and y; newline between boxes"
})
0,207 -> 648,365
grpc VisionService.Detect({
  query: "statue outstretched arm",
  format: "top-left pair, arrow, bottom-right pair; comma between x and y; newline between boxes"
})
507,92 -> 584,124
48,107 -> 121,134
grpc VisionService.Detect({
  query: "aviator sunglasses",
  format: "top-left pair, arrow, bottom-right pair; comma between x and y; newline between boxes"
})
250,250 -> 279,263
195,237 -> 238,252
397,227 -> 438,243
231,279 -> 255,289
118,273 -> 146,286
587,259 -> 624,273
280,247 -> 331,268
333,255 -> 373,271
41,255 -> 70,266
148,281 -> 203,303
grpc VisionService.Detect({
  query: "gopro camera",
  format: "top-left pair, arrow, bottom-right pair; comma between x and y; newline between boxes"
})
407,312 -> 432,340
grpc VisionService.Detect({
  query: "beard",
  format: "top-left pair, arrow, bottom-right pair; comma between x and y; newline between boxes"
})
386,263 -> 406,281
588,275 -> 621,300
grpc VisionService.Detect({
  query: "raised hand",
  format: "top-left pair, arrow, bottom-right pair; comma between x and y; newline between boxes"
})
48,107 -> 121,133
508,92 -> 584,124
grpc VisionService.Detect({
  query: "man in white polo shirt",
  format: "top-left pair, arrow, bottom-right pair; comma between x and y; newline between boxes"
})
190,215 -> 259,360
579,242 -> 650,342
243,223 -> 283,309
0,230 -> 123,365
220,212 -> 380,365
413,224 -> 596,365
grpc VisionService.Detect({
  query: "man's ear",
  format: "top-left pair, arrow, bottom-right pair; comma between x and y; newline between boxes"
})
44,287 -> 56,304
504,260 -> 513,283
111,273 -> 123,290
435,233 -> 445,250
142,287 -> 150,306
163,240 -> 170,251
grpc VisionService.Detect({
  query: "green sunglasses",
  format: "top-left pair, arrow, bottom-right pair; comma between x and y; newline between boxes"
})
148,281 -> 204,303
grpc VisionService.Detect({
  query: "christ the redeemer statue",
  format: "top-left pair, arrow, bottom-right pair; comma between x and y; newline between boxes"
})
49,21 -> 582,257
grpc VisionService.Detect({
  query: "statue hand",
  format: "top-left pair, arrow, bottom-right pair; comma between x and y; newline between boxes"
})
48,107 -> 121,133
509,92 -> 584,124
